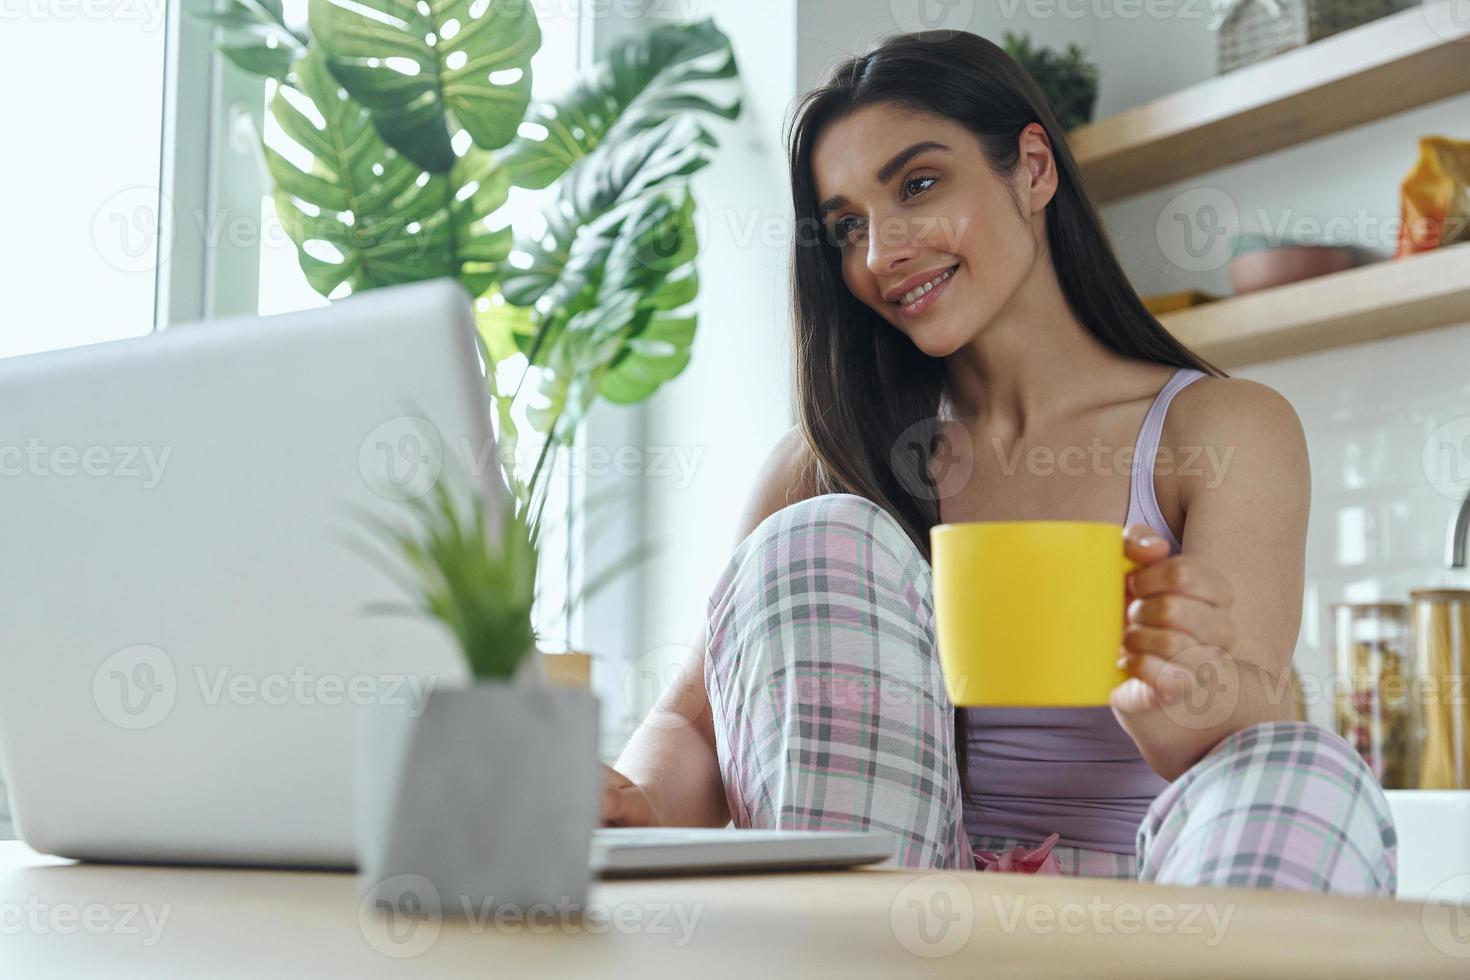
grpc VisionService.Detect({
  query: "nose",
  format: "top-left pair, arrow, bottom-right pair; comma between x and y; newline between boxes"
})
865,215 -> 920,277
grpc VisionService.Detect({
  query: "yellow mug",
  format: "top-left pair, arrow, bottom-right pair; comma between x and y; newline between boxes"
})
930,521 -> 1138,707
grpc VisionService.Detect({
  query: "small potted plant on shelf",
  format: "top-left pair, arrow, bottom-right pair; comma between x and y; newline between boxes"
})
351,473 -> 599,918
1002,31 -> 1100,131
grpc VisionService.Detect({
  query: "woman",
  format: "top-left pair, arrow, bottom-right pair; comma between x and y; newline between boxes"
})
601,30 -> 1395,894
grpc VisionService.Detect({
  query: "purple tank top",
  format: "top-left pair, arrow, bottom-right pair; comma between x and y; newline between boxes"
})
960,367 -> 1205,853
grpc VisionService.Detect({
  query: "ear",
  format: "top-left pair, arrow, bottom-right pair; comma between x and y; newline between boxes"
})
1017,122 -> 1058,212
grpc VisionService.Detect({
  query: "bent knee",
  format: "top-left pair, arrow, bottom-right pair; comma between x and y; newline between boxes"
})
742,493 -> 922,569
707,493 -> 937,683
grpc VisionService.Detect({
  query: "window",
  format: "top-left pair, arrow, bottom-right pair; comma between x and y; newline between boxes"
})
256,0 -> 583,316
0,5 -> 169,358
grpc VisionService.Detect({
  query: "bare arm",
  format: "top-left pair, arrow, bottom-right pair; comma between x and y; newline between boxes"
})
1111,378 -> 1309,780
602,427 -> 818,826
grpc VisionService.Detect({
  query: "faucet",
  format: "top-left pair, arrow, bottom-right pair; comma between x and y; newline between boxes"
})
1449,484 -> 1470,569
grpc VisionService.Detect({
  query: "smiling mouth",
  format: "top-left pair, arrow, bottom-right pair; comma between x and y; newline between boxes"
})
893,264 -> 958,316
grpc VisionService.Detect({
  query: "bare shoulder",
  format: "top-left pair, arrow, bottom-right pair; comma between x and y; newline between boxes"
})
1163,375 -> 1310,507
732,426 -> 821,545
1167,375 -> 1305,444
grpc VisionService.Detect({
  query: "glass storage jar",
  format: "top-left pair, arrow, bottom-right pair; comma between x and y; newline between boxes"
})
1410,588 -> 1470,790
1331,601 -> 1416,788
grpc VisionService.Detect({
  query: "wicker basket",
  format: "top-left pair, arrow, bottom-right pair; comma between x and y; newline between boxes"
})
1216,0 -> 1417,74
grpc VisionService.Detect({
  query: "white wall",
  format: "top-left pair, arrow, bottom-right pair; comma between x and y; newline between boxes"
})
622,0 -> 802,737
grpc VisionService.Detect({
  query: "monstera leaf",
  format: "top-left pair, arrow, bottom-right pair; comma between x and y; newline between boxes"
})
498,115 -> 712,311
265,49 -> 511,297
499,18 -> 739,190
205,8 -> 740,531
191,0 -> 309,80
514,183 -> 699,448
308,0 -> 539,173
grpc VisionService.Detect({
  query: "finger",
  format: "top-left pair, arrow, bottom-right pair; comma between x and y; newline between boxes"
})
601,780 -> 625,825
1126,555 -> 1234,607
1122,524 -> 1171,567
1121,622 -> 1196,659
601,768 -> 654,827
1109,675 -> 1164,715
600,765 -> 633,824
1117,651 -> 1193,704
602,785 -> 651,827
1127,594 -> 1236,649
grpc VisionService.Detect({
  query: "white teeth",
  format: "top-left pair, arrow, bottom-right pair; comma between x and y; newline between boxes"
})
898,267 -> 954,306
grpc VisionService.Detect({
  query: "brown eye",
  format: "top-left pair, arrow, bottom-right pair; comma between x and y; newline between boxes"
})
833,215 -> 865,245
902,175 -> 938,199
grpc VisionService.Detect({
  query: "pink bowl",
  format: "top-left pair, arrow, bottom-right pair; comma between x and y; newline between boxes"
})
1228,246 -> 1356,295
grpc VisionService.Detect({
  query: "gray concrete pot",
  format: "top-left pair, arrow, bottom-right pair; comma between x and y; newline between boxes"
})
355,673 -> 599,919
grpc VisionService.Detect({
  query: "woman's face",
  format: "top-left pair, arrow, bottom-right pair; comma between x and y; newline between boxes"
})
810,102 -> 1046,358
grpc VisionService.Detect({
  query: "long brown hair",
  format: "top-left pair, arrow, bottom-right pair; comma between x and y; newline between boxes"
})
787,32 -> 1227,789
786,30 -> 1225,562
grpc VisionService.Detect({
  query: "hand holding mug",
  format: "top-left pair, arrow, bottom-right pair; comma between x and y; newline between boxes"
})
1109,525 -> 1242,732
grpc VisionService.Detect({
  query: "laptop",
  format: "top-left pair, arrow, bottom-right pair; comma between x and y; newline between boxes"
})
0,278 -> 892,875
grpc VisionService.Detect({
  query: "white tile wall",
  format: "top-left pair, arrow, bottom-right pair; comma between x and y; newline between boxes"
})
1236,323 -> 1470,726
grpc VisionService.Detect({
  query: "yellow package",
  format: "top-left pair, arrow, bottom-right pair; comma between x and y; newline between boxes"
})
1396,136 -> 1470,257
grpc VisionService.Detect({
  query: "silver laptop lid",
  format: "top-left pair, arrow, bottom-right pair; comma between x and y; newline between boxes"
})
0,278 -> 495,866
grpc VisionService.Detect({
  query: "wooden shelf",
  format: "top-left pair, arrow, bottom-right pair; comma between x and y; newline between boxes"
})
1158,243 -> 1470,367
1070,4 -> 1470,204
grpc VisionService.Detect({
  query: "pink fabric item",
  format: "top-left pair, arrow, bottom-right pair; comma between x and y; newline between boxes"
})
974,832 -> 1063,874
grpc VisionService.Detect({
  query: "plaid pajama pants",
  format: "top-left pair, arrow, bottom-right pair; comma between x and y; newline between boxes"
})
704,493 -> 1398,895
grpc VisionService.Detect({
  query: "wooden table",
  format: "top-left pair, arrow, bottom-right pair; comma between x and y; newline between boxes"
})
0,841 -> 1463,978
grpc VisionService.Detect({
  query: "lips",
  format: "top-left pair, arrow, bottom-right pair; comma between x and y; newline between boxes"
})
891,264 -> 958,318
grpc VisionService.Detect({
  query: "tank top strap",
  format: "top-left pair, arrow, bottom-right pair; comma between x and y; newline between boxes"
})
1127,368 -> 1207,552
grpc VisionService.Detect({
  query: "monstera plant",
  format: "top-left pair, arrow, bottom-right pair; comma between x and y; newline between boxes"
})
198,0 -> 740,539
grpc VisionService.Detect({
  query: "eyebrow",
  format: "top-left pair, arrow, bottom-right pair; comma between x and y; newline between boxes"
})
817,141 -> 952,220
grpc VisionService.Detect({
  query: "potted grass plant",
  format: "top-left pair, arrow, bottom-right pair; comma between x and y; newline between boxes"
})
351,474 -> 599,917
